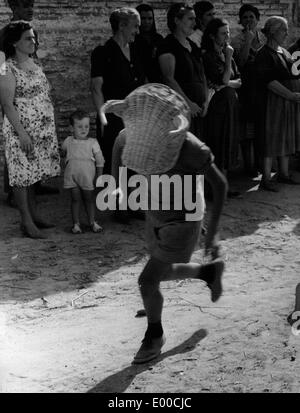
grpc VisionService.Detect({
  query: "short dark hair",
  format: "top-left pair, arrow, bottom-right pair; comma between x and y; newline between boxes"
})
69,109 -> 90,126
3,21 -> 32,58
194,1 -> 214,19
167,3 -> 194,32
136,3 -> 157,35
239,4 -> 260,22
202,18 -> 229,51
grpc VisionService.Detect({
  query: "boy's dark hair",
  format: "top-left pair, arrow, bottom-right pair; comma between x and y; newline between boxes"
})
69,109 -> 90,126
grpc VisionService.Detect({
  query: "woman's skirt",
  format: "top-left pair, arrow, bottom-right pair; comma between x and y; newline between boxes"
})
264,78 -> 300,157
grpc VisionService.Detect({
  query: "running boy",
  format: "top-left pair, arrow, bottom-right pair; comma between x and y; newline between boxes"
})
101,84 -> 227,364
62,110 -> 104,234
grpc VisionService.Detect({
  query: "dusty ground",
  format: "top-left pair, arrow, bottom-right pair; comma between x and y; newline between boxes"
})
0,170 -> 300,393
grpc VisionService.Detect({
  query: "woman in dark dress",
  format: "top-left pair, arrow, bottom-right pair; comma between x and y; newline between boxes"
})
134,3 -> 164,83
158,3 -> 209,140
254,16 -> 300,191
231,4 -> 265,175
202,18 -> 241,197
91,7 -> 146,175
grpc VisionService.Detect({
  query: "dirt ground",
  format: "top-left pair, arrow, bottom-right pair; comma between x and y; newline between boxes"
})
0,169 -> 300,394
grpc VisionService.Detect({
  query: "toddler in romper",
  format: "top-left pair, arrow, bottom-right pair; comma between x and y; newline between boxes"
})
62,110 -> 105,234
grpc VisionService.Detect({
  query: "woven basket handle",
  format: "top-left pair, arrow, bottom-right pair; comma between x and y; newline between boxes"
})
168,114 -> 189,137
100,100 -> 127,125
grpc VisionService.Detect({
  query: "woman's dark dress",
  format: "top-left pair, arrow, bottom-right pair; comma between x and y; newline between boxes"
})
91,38 -> 145,174
203,50 -> 240,171
254,45 -> 300,157
134,32 -> 164,83
157,34 -> 207,139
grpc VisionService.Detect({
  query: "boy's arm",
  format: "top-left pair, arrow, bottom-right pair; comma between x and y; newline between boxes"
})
92,141 -> 105,177
204,162 -> 228,257
111,130 -> 126,183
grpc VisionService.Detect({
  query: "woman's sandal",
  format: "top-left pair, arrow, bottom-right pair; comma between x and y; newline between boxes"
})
71,224 -> 82,234
91,222 -> 103,233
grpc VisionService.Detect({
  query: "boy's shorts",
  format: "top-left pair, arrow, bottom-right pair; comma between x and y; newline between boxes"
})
145,212 -> 202,264
64,160 -> 95,191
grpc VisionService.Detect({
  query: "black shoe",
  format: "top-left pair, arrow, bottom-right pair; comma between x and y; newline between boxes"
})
35,184 -> 59,195
132,334 -> 166,364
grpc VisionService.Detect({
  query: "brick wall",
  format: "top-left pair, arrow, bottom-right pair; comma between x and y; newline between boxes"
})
0,0 -> 299,163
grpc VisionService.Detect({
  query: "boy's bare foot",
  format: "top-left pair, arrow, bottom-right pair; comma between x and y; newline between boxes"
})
132,334 -> 166,364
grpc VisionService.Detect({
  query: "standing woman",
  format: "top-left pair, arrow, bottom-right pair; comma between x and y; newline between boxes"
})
134,3 -> 164,83
158,3 -> 209,139
91,7 -> 145,175
254,16 -> 300,191
0,22 -> 60,238
202,18 -> 241,196
231,4 -> 265,175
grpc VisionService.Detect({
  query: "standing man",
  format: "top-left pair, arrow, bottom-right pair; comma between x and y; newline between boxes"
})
0,0 -> 58,207
189,1 -> 216,48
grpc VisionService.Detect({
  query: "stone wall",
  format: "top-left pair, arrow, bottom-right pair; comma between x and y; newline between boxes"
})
0,0 -> 299,160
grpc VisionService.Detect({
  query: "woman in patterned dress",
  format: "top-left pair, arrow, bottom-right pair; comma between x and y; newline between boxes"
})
0,22 -> 60,238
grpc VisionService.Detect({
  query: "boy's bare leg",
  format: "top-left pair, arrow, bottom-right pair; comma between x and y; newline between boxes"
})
71,188 -> 81,231
82,189 -> 95,225
133,256 -> 224,363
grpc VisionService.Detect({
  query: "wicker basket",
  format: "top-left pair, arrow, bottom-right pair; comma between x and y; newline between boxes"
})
100,83 -> 190,174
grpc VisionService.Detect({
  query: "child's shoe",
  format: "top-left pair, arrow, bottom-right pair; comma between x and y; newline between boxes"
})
71,223 -> 82,234
91,221 -> 103,233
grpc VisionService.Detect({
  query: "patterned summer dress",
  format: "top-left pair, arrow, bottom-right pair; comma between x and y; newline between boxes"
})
3,58 -> 60,187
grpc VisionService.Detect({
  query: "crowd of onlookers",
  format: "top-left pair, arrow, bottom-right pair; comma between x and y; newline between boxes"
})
91,1 -> 300,197
0,1 -> 300,238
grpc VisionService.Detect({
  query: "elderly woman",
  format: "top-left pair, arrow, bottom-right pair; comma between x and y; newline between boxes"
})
231,4 -> 265,175
254,16 -> 300,191
134,3 -> 164,83
91,7 -> 146,175
202,18 -> 241,197
158,3 -> 209,139
0,22 -> 60,238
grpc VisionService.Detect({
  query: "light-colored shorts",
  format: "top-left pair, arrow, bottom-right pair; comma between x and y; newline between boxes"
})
145,212 -> 201,264
64,160 -> 95,190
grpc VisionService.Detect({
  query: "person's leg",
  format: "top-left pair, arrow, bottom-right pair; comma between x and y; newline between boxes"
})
13,186 -> 45,238
27,186 -> 54,228
82,189 -> 102,232
278,156 -> 289,178
260,157 -> 278,191
71,187 -> 82,233
133,256 -> 224,363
